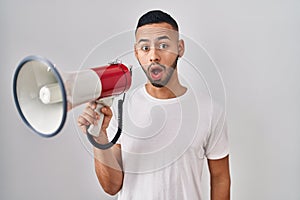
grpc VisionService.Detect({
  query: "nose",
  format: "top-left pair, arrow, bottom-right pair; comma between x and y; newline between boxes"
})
149,47 -> 160,63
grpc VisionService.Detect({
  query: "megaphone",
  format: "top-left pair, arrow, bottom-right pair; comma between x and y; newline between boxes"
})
13,55 -> 132,149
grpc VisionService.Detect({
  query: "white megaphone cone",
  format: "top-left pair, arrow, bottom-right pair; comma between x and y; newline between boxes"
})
13,55 -> 132,149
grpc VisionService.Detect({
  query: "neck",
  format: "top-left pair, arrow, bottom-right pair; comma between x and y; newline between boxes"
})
145,70 -> 187,99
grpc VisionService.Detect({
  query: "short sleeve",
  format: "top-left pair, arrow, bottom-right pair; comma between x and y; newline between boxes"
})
204,105 -> 230,160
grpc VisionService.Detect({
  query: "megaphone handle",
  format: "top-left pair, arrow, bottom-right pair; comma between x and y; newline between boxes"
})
87,98 -> 113,137
87,98 -> 124,150
87,103 -> 104,137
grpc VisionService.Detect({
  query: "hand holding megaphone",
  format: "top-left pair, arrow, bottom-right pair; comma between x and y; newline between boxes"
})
13,55 -> 132,149
87,97 -> 114,137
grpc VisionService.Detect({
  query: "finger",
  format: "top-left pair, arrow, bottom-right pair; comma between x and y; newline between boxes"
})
77,115 -> 89,126
85,106 -> 99,119
101,106 -> 113,117
77,116 -> 88,133
101,107 -> 113,130
81,112 -> 98,125
79,105 -> 98,125
86,102 -> 102,120
88,101 -> 97,110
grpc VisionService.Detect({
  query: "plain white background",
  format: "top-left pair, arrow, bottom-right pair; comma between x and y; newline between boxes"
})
1,0 -> 299,199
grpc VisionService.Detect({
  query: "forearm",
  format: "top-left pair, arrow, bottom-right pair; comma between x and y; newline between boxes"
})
93,132 -> 123,195
210,176 -> 231,200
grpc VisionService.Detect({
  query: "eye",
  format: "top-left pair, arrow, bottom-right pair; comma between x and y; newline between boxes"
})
159,43 -> 168,49
141,45 -> 150,51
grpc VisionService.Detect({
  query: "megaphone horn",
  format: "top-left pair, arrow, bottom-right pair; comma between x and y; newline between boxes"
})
13,55 -> 132,149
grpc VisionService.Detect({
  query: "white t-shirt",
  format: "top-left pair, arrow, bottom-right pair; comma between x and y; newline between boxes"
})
106,85 -> 229,200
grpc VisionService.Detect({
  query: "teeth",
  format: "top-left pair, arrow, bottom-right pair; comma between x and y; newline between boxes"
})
152,69 -> 162,75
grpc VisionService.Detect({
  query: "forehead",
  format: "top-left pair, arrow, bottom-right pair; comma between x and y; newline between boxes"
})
135,23 -> 179,41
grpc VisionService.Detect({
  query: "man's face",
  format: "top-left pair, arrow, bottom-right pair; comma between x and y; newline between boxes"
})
135,23 -> 184,88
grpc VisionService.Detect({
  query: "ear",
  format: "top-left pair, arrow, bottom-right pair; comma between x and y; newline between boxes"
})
134,43 -> 138,59
178,39 -> 185,58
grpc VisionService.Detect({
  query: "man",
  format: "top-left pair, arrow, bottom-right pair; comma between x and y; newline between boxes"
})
78,10 -> 230,200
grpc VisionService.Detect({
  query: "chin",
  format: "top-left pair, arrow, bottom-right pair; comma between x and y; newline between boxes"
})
151,82 -> 165,88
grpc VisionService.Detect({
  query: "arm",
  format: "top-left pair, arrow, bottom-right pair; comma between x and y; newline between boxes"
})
207,155 -> 231,200
78,102 -> 124,195
94,142 -> 123,195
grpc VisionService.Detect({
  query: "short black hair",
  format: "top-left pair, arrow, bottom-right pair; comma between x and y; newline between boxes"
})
136,10 -> 179,32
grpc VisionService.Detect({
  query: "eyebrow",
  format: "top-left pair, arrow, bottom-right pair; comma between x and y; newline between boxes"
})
137,35 -> 171,44
137,39 -> 150,44
156,36 -> 170,41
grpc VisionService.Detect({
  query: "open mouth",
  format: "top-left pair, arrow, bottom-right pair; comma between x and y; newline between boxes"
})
149,65 -> 164,80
